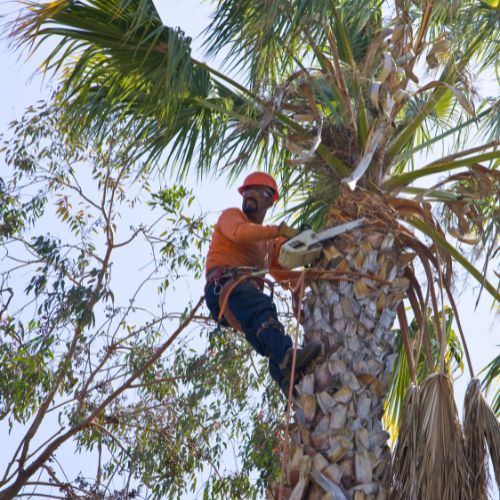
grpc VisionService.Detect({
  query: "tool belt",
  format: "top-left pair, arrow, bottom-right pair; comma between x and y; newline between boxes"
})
205,266 -> 272,332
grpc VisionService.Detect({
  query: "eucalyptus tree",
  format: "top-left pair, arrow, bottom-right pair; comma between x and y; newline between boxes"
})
0,104 -> 225,499
6,0 -> 500,499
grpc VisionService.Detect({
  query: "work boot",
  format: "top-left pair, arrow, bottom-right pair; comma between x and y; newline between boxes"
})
279,341 -> 322,383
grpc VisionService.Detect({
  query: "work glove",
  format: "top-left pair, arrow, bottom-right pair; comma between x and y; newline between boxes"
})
278,222 -> 300,239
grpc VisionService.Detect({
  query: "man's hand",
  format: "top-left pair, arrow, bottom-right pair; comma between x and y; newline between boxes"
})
278,222 -> 300,239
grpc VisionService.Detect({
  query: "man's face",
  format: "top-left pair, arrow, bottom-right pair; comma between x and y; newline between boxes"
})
242,185 -> 275,215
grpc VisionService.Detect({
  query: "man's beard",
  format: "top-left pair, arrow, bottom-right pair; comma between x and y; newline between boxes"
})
243,198 -> 257,214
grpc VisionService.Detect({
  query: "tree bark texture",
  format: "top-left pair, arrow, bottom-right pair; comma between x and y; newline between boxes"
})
279,220 -> 411,500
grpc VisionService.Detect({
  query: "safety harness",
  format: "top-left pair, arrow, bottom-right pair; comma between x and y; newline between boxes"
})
205,266 -> 275,332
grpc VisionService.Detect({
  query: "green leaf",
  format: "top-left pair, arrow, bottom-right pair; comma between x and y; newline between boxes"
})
383,151 -> 500,191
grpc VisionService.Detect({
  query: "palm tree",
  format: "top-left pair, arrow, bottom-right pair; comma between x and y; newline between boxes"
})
7,0 -> 500,498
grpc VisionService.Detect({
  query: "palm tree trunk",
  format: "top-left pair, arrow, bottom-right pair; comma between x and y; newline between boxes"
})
280,206 -> 410,499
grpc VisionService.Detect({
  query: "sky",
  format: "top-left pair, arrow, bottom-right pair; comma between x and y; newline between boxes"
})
0,0 -> 498,498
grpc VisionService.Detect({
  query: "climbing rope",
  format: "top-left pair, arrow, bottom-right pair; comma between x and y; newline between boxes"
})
278,268 -> 306,500
217,269 -> 269,325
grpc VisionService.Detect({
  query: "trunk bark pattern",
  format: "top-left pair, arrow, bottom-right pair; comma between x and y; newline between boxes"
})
279,213 -> 411,500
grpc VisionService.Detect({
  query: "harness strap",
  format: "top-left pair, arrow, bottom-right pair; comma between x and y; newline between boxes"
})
255,316 -> 283,339
218,278 -> 243,332
216,273 -> 275,333
205,266 -> 259,287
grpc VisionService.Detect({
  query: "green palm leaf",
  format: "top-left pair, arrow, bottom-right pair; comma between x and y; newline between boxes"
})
385,307 -> 463,438
480,353 -> 500,416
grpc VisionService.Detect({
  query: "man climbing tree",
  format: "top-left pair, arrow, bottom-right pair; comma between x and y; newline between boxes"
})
204,172 -> 322,395
6,0 -> 500,498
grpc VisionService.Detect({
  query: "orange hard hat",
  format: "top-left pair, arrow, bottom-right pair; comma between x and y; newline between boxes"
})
237,172 -> 279,202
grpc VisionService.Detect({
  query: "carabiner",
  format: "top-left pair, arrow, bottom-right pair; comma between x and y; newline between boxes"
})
213,278 -> 223,296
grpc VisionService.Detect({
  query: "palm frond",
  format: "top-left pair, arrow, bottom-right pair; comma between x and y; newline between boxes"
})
453,0 -> 500,72
384,148 -> 500,191
463,379 -> 500,496
407,216 -> 500,303
385,306 -> 463,438
476,98 -> 500,143
391,384 -> 419,500
436,165 -> 500,258
204,0 -> 382,88
10,1 -> 211,157
14,0 -> 194,101
417,374 -> 470,499
394,104 -> 498,166
402,0 -> 498,104
11,0 -> 360,182
480,354 -> 500,416
9,0 -> 295,179
388,44 -> 477,161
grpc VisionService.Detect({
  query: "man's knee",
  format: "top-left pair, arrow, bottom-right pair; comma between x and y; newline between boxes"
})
227,285 -> 275,325
255,316 -> 284,339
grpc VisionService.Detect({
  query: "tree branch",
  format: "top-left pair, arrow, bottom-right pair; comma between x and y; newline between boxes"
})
0,296 -> 204,500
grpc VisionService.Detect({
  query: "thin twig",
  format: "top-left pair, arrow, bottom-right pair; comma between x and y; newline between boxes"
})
0,297 -> 203,499
42,465 -> 75,499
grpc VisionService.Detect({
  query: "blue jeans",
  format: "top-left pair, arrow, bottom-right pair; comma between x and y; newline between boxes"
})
205,278 -> 292,389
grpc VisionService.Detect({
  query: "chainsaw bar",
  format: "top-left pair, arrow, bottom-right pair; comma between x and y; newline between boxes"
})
307,219 -> 364,244
278,219 -> 364,269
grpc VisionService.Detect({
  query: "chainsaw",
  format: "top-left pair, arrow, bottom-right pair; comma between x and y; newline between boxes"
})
278,219 -> 365,269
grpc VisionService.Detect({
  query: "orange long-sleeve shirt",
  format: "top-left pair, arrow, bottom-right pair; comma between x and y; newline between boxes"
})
205,208 -> 279,275
205,208 -> 302,293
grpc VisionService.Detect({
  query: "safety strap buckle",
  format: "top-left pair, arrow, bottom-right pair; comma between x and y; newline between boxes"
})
213,278 -> 223,296
256,316 -> 284,339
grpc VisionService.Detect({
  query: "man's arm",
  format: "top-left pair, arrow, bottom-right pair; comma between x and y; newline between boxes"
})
219,209 -> 299,244
218,209 -> 279,243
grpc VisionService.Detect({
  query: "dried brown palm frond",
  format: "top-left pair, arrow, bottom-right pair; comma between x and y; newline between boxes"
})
483,398 -> 500,487
389,197 -> 453,285
326,184 -> 400,229
390,384 -> 420,500
321,122 -> 358,168
463,378 -> 500,498
417,373 -> 471,500
326,189 -> 472,379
